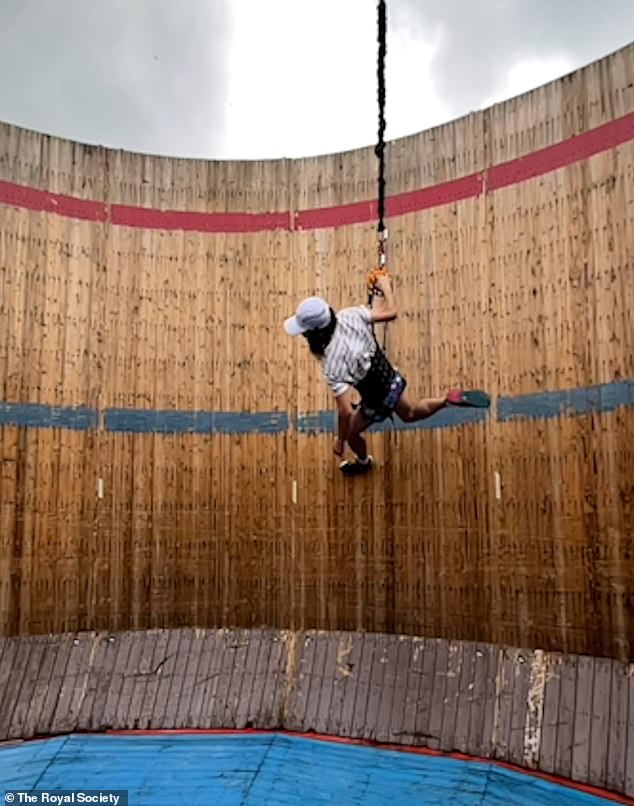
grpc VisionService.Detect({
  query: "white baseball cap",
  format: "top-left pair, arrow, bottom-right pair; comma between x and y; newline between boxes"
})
284,296 -> 332,335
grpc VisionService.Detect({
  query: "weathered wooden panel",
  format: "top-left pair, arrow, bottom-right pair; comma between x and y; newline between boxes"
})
0,629 -> 631,801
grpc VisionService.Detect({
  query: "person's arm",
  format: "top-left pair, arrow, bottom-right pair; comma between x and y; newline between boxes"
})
369,273 -> 398,323
333,388 -> 355,456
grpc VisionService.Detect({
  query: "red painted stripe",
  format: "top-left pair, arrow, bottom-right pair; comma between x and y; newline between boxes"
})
0,111 -> 632,233
0,179 -> 107,222
106,728 -> 634,804
110,204 -> 290,233
387,172 -> 483,217
487,112 -> 634,191
294,173 -> 482,230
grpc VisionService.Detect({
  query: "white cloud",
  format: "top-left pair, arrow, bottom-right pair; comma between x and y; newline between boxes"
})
480,56 -> 574,109
225,0 -> 454,159
385,23 -> 450,140
226,0 -> 377,158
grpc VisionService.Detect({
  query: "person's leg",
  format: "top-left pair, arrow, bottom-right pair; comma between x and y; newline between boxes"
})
394,390 -> 447,423
346,408 -> 373,459
339,408 -> 375,475
394,387 -> 491,423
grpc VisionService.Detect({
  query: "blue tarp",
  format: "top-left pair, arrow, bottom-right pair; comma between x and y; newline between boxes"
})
0,733 -> 617,805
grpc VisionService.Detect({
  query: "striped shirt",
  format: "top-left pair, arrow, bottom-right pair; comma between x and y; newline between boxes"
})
321,306 -> 377,396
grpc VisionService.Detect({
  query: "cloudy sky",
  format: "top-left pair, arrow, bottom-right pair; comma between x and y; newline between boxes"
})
0,0 -> 632,160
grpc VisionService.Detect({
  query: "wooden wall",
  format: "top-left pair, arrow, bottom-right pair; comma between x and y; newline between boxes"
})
0,44 -> 632,659
0,628 -> 633,801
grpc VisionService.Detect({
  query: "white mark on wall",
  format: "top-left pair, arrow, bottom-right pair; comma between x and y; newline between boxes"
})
524,649 -> 547,769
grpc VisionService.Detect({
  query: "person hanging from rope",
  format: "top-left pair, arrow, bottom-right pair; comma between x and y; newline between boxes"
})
283,272 -> 490,476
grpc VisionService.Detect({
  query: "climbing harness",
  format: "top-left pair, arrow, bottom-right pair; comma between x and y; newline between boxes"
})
355,347 -> 407,424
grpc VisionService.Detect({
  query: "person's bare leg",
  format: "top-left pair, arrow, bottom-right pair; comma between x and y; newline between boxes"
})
346,408 -> 372,459
394,390 -> 447,423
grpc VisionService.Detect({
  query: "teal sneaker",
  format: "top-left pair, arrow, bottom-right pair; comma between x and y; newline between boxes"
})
446,389 -> 491,408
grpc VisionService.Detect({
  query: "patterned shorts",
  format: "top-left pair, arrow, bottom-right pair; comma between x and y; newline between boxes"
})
354,348 -> 407,423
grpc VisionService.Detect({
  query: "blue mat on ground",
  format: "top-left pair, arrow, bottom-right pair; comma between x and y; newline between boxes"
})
0,733 -> 618,805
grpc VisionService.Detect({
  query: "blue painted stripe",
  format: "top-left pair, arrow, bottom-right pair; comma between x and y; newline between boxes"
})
0,402 -> 96,430
0,733 -> 616,805
497,380 -> 634,421
103,408 -> 289,434
295,405 -> 489,434
295,410 -> 337,434
0,379 -> 631,435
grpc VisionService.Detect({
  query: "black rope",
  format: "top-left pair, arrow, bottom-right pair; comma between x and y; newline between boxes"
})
375,0 -> 387,236
372,0 -> 388,351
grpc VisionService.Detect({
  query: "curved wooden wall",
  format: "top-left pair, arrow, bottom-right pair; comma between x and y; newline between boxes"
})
0,44 -> 632,660
0,629 -> 633,801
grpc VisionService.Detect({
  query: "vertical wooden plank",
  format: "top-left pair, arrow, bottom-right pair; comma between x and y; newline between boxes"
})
554,654 -> 578,780
387,636 -> 416,745
468,643 -> 493,757
76,633 -> 114,732
90,633 -> 126,731
440,640 -> 464,751
376,634 -> 408,744
571,655 -> 595,783
508,649 -> 532,766
351,632 -> 376,738
187,630 -> 220,729
313,632 -> 339,736
453,641 -> 477,754
112,630 -> 148,730
244,629 -> 275,729
149,628 -> 186,730
427,639 -> 449,751
303,633 -> 329,732
173,629 -> 204,729
364,634 -> 391,741
39,633 -> 74,734
412,637 -> 438,746
137,629 -> 172,729
258,630 -> 287,730
286,631 -> 317,732
606,660 -> 628,794
0,638 -> 23,739
101,630 -> 135,730
588,657 -> 612,788
625,665 -> 634,799
117,630 -> 151,729
0,444 -> 15,634
234,629 -> 264,729
493,647 -> 516,760
221,629 -> 252,729
212,629 -> 240,729
22,636 -> 60,738
331,632 -> 363,739
8,636 -> 47,739
50,632 -> 96,735
160,628 -> 194,730
539,656 -> 561,774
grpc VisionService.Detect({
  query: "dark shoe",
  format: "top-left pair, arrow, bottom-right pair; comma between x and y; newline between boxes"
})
446,389 -> 491,408
339,456 -> 375,476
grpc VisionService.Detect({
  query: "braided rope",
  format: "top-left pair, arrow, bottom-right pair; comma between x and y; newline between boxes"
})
375,0 -> 387,237
371,1 -> 389,350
